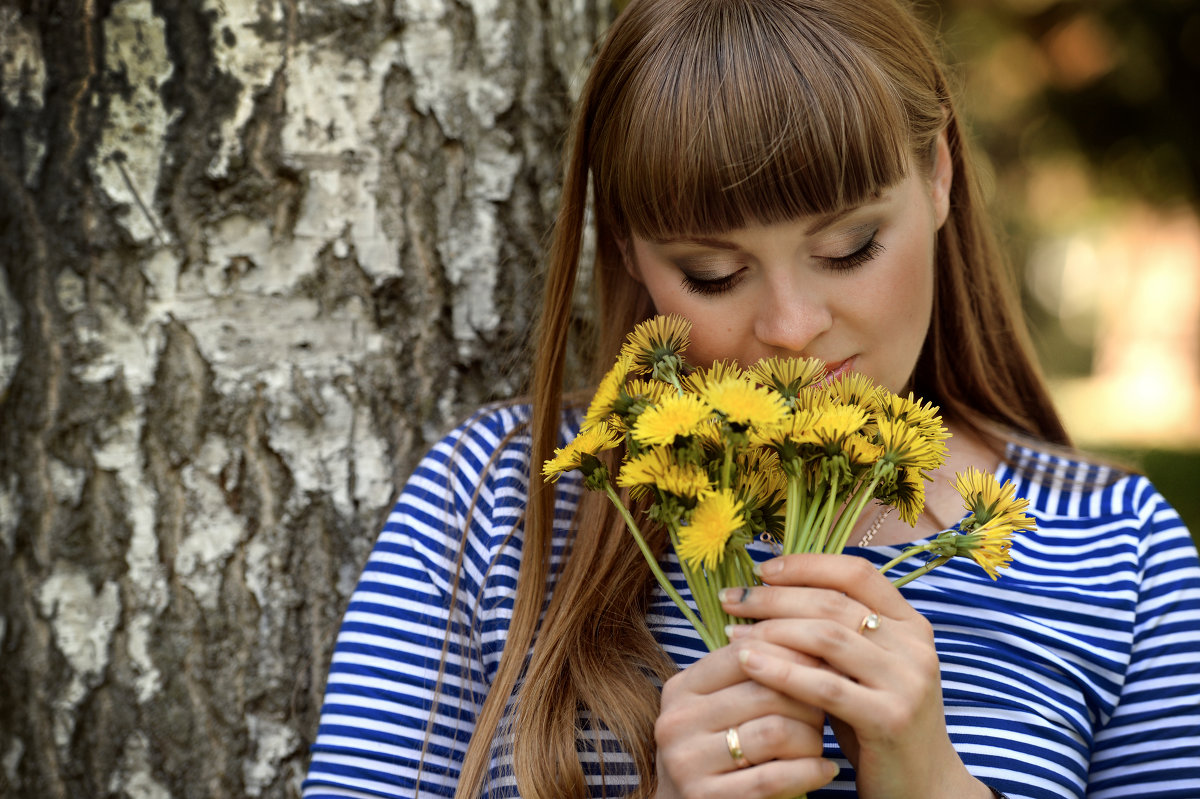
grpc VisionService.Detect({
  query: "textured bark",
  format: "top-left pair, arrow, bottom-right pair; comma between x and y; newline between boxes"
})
0,0 -> 605,796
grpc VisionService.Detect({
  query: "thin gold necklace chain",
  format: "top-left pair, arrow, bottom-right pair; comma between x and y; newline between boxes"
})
857,503 -> 892,547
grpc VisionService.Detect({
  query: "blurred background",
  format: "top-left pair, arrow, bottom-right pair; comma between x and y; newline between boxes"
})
927,0 -> 1200,540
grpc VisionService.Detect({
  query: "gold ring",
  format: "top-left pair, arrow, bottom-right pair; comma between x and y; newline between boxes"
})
725,726 -> 750,769
857,611 -> 882,635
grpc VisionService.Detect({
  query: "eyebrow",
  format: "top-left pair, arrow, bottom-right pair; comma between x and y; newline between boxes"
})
654,191 -> 889,248
804,189 -> 887,235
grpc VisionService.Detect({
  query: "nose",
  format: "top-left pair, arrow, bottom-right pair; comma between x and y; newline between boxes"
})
753,278 -> 833,356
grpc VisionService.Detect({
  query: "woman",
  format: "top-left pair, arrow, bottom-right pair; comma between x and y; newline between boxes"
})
302,0 -> 1200,797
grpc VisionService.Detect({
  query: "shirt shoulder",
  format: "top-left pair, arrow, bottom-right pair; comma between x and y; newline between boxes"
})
999,441 -> 1187,535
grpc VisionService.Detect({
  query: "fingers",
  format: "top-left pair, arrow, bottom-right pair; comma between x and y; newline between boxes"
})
720,577 -> 939,704
660,642 -> 824,731
720,582 -> 882,634
726,616 -> 892,685
736,646 -> 873,723
658,751 -> 839,799
754,553 -> 922,621
656,690 -> 837,799
656,641 -> 836,797
666,631 -> 823,696
733,634 -> 943,743
658,712 -> 825,777
692,553 -> 957,796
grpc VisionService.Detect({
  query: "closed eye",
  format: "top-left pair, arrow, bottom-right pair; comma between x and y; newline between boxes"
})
825,237 -> 884,272
681,270 -> 744,296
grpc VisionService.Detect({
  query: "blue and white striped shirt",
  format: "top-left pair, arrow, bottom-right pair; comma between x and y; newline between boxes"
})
303,404 -> 1200,798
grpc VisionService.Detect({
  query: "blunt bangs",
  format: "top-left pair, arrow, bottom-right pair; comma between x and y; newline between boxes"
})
590,0 -> 918,239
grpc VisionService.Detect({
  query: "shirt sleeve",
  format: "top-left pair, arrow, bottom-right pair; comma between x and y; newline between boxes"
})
1086,479 -> 1200,798
301,409 -> 528,798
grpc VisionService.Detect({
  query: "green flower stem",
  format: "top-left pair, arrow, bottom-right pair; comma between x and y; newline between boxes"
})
814,472 -> 841,552
793,482 -> 827,555
828,476 -> 882,553
876,542 -> 938,575
889,553 -> 953,588
670,519 -> 730,650
604,484 -> 717,650
714,556 -> 747,644
697,571 -> 726,648
734,547 -> 758,591
783,472 -> 804,554
682,546 -> 724,648
666,371 -> 685,396
721,447 -> 733,493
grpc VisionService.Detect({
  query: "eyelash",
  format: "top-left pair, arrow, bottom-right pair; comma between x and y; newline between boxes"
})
679,236 -> 885,296
682,271 -> 743,296
827,237 -> 885,271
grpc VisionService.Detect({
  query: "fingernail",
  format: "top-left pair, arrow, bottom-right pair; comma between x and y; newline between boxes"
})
826,760 -> 841,780
724,623 -> 750,639
758,558 -> 783,578
738,649 -> 763,670
718,587 -> 746,604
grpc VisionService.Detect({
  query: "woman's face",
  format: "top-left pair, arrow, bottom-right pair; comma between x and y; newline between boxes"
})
623,139 -> 952,394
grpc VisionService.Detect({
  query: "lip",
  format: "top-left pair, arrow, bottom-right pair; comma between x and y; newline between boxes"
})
821,356 -> 857,383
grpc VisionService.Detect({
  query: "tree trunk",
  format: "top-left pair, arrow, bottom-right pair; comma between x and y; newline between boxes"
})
0,0 -> 604,795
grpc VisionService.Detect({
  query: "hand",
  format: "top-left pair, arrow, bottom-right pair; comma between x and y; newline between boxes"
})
654,638 -> 840,799
720,554 -> 992,799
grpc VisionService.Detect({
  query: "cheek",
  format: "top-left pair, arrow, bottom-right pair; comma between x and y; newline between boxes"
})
884,225 -> 936,311
868,233 -> 936,378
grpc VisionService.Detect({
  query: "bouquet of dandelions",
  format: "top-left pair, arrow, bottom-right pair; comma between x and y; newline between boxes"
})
542,315 -> 1034,652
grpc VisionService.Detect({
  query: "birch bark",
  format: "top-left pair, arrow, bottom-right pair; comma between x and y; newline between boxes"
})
0,0 -> 604,795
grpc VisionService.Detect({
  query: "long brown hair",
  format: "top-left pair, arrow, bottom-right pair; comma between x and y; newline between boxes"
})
455,0 -> 1070,795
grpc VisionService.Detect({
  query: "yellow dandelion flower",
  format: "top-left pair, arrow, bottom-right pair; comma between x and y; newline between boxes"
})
616,447 -> 712,499
683,360 -> 745,394
825,372 -> 879,410
810,404 -> 870,447
954,468 -> 1031,523
625,378 -> 675,405
677,490 -> 745,571
738,447 -> 786,482
891,467 -> 927,526
876,417 -> 948,471
793,385 -> 834,412
747,356 -> 827,396
844,432 -> 885,468
631,393 -> 713,446
692,417 -> 726,448
954,467 -> 1004,513
875,392 -> 947,441
701,377 -> 791,429
750,407 -> 821,450
736,466 -> 786,508
736,465 -> 786,539
541,422 -> 622,482
584,352 -> 635,430
955,467 -> 1035,537
620,314 -> 691,375
949,467 -> 1035,579
959,526 -> 1015,580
